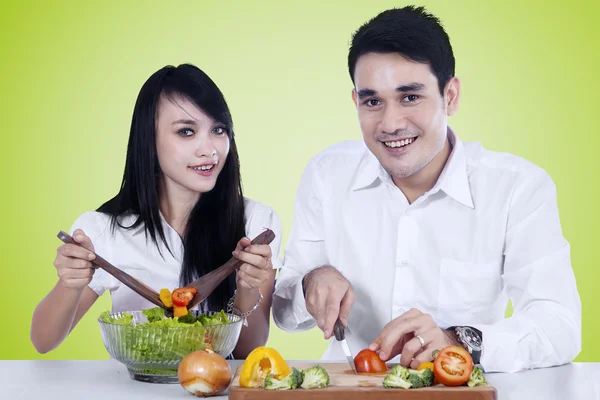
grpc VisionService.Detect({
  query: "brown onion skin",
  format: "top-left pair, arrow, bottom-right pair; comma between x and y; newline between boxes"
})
178,349 -> 232,397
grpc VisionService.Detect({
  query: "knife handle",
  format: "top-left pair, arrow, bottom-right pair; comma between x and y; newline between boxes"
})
333,318 -> 346,341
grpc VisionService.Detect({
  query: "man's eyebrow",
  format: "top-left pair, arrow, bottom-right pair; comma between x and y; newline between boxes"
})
356,89 -> 376,98
171,119 -> 198,125
396,83 -> 425,92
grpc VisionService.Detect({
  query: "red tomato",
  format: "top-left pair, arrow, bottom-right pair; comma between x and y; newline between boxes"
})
433,345 -> 473,386
172,287 -> 197,307
354,349 -> 388,373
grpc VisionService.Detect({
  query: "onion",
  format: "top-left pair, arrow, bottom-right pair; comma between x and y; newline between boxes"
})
178,349 -> 232,397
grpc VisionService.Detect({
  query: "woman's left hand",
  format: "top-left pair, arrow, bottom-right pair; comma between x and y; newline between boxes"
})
232,237 -> 272,291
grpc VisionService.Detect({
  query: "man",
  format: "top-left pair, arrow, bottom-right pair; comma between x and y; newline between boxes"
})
272,6 -> 581,373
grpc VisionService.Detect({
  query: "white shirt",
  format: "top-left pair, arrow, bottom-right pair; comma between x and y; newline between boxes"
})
70,198 -> 282,313
272,128 -> 581,373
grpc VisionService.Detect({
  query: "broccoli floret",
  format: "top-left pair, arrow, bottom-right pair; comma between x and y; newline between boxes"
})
468,366 -> 487,387
389,365 -> 411,379
384,365 -> 433,389
300,365 -> 330,389
411,368 -> 434,387
383,373 -> 412,389
264,368 -> 304,390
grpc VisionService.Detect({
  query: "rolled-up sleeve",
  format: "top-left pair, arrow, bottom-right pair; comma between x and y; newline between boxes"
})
272,159 -> 328,332
473,171 -> 581,372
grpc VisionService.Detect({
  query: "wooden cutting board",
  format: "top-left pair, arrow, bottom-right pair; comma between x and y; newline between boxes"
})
228,362 -> 497,399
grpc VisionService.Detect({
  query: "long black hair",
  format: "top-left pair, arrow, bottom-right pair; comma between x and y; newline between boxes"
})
97,64 -> 246,311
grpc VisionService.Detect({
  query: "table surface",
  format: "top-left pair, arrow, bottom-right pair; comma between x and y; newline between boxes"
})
1,360 -> 599,400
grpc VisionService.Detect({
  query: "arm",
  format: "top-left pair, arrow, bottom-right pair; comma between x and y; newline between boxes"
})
472,171 -> 581,372
231,207 -> 282,358
30,230 -> 99,353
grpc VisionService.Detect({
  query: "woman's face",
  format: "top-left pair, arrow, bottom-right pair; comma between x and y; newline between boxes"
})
155,94 -> 230,199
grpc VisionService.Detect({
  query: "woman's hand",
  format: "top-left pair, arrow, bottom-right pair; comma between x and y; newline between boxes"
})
54,229 -> 96,290
232,236 -> 272,291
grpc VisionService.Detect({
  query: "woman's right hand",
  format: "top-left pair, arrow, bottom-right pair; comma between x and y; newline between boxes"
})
54,229 -> 97,290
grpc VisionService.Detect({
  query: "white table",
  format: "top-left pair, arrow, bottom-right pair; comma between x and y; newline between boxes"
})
1,360 -> 599,399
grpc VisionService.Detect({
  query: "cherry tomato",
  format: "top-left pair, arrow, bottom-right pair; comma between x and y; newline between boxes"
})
172,287 -> 197,307
354,349 -> 388,373
433,345 -> 473,386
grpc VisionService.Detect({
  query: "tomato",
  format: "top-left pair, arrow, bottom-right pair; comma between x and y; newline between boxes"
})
172,287 -> 197,307
354,349 -> 388,374
433,345 -> 473,386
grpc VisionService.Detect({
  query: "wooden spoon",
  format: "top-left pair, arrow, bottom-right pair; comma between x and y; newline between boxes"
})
57,231 -> 168,310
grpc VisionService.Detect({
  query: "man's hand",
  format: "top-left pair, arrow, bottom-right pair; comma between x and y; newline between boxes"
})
369,308 -> 460,369
302,266 -> 355,340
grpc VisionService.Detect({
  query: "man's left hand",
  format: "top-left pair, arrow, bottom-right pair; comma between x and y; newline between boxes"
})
369,308 -> 460,369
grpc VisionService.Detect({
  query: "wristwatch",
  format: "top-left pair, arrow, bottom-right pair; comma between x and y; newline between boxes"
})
450,326 -> 483,364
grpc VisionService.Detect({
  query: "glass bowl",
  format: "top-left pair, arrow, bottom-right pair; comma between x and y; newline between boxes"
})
98,310 -> 243,383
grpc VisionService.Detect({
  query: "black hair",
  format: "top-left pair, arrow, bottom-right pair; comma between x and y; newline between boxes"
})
97,64 -> 245,311
348,5 -> 455,94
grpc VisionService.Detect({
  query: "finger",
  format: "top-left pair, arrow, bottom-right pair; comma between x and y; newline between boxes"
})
238,244 -> 272,258
238,264 -> 268,281
236,270 -> 262,289
58,266 -> 95,280
58,244 -> 95,261
410,343 -> 437,369
401,329 -> 434,367
322,291 -> 343,339
234,237 -> 252,252
232,250 -> 268,270
338,287 -> 355,326
72,230 -> 95,252
372,316 -> 419,360
312,285 -> 329,331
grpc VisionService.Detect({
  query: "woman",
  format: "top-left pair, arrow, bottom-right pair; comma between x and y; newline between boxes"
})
30,64 -> 281,359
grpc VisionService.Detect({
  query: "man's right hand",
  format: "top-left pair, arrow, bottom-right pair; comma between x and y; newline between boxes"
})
302,266 -> 355,340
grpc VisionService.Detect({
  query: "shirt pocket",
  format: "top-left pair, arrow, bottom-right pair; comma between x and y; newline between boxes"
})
437,258 -> 502,326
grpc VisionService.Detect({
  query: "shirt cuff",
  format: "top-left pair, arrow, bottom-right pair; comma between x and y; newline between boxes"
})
272,275 -> 316,332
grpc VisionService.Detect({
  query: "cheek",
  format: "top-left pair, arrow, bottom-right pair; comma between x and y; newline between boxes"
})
217,137 -> 231,158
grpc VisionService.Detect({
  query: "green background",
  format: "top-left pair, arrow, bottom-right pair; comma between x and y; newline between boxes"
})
1,0 -> 598,362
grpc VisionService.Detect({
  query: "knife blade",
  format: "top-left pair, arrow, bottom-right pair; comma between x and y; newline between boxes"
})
333,319 -> 357,374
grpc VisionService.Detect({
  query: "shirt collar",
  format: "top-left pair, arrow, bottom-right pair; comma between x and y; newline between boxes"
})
351,127 -> 474,209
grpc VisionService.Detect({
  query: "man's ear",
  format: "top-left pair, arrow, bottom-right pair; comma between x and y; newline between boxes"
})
351,88 -> 358,108
445,77 -> 461,116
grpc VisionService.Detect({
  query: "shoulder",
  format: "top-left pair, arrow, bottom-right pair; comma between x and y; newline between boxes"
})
69,211 -> 112,240
306,140 -> 368,170
243,198 -> 281,228
464,141 -> 553,187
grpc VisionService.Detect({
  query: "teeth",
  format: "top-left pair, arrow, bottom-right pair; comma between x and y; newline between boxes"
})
192,165 -> 214,171
384,137 -> 415,148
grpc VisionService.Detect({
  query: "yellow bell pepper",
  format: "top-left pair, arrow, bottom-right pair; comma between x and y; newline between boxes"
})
173,306 -> 188,317
159,288 -> 173,308
239,347 -> 291,388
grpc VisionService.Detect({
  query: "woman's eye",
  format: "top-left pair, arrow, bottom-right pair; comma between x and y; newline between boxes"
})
213,126 -> 227,135
177,128 -> 194,137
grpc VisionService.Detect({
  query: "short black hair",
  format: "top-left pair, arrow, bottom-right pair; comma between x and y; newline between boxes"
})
348,5 -> 455,94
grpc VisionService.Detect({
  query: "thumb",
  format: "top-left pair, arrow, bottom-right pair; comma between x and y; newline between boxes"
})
73,229 -> 95,253
338,287 -> 355,326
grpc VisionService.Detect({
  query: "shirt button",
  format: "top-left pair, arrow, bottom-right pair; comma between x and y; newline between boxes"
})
400,260 -> 408,267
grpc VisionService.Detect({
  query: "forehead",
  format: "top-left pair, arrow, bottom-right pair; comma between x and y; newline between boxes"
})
157,94 -> 212,123
353,52 -> 437,90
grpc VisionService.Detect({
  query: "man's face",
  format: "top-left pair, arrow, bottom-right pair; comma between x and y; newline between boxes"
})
352,52 -> 459,183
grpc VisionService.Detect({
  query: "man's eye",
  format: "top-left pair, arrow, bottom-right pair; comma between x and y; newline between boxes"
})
403,95 -> 420,103
364,99 -> 381,107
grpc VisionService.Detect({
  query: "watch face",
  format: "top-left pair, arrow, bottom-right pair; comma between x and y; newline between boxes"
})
463,327 -> 482,350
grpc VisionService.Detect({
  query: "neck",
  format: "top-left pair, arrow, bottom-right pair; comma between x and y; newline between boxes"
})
158,179 -> 199,237
392,137 -> 452,204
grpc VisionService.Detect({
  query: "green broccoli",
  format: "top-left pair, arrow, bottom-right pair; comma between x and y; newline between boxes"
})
384,365 -> 433,389
264,368 -> 304,390
468,366 -> 487,387
300,365 -> 330,389
383,373 -> 413,389
411,368 -> 434,387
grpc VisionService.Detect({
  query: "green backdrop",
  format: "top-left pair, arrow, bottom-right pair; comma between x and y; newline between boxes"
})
1,0 -> 598,362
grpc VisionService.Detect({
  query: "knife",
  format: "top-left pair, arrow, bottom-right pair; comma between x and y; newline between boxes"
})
333,318 -> 357,374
